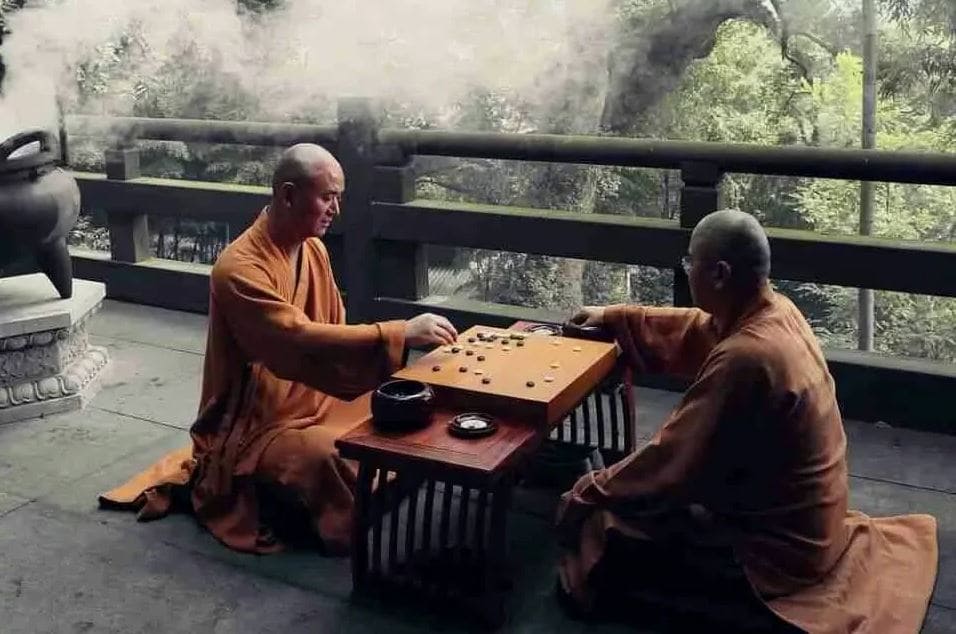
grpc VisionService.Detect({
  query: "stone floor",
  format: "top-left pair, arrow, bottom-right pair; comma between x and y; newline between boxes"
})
0,299 -> 953,633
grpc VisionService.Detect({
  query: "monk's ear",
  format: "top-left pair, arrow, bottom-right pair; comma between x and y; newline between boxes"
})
278,181 -> 296,208
713,260 -> 732,290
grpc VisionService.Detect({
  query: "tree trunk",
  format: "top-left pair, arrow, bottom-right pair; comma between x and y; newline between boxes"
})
451,0 -> 781,312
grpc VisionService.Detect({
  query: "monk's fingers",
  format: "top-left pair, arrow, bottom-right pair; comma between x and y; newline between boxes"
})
436,323 -> 457,344
434,315 -> 458,340
418,313 -> 455,344
419,320 -> 451,345
431,324 -> 455,343
568,309 -> 590,326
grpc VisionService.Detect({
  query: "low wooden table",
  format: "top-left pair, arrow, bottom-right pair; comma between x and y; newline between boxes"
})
509,320 -> 638,463
336,324 -> 625,626
336,408 -> 542,626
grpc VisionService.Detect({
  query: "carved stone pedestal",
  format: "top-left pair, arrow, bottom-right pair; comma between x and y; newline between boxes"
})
0,274 -> 110,424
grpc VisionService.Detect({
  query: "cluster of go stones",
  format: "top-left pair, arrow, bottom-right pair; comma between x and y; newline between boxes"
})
430,329 -> 582,387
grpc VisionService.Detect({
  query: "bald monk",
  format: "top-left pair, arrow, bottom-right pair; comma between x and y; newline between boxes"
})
100,144 -> 457,555
556,209 -> 938,632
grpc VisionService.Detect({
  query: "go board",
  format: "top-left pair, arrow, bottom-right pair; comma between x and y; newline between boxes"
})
392,325 -> 618,426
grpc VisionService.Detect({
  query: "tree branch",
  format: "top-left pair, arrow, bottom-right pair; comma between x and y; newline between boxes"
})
790,31 -> 840,56
782,47 -> 813,83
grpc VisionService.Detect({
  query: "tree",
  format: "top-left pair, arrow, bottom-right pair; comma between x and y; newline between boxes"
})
30,0 -> 955,361
792,53 -> 956,360
0,0 -> 26,95
428,0 -> 783,312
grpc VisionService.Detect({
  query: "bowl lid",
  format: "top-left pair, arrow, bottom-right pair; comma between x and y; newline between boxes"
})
0,130 -> 57,177
448,412 -> 497,438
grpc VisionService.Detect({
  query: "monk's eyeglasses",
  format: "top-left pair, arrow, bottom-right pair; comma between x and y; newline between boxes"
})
681,255 -> 693,275
682,255 -> 725,276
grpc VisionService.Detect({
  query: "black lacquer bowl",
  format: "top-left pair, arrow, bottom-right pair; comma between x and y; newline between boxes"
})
560,322 -> 615,342
371,379 -> 435,431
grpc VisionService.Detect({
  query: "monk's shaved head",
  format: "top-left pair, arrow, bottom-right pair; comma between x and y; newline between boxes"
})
272,143 -> 341,192
268,143 -> 345,241
690,209 -> 771,285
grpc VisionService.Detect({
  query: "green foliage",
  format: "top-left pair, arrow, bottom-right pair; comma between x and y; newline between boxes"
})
878,0 -> 956,140
788,52 -> 956,361
663,21 -> 802,145
52,0 -> 956,361
650,15 -> 956,362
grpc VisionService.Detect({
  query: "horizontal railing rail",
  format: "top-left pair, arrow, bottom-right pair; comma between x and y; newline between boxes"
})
380,129 -> 956,186
11,103 -> 948,433
68,114 -> 337,148
370,199 -> 956,297
68,173 -> 956,298
68,114 -> 956,185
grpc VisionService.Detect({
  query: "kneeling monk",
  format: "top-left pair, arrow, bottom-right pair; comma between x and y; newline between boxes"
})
557,209 -> 938,632
99,144 -> 457,554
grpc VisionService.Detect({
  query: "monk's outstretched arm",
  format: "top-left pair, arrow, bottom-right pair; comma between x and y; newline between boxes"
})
212,260 -> 405,399
603,304 -> 719,379
557,345 -> 762,539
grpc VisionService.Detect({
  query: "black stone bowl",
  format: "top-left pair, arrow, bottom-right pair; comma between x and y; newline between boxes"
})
560,322 -> 614,342
371,379 -> 435,432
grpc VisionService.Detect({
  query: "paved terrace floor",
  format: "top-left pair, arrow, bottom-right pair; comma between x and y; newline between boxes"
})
0,300 -> 953,633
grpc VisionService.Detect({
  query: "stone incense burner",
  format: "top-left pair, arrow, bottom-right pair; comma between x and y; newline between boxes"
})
0,129 -> 81,299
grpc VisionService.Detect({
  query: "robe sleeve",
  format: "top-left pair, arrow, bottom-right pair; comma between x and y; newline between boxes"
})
211,256 -> 406,400
603,304 -> 719,379
556,342 -> 764,543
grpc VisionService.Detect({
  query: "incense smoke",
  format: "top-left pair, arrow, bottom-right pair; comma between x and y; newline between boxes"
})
0,0 -> 614,140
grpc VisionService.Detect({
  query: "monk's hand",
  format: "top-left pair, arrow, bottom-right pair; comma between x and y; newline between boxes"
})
405,313 -> 458,347
568,305 -> 605,328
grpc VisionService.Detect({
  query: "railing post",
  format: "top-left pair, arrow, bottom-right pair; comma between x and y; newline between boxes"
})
337,98 -> 379,322
371,152 -> 429,303
674,162 -> 722,307
104,147 -> 150,263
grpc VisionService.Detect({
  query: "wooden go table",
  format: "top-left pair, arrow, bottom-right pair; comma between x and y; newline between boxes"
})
335,324 -> 624,626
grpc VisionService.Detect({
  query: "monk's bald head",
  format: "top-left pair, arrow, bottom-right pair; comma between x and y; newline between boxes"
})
690,209 -> 771,286
269,143 -> 345,240
272,143 -> 341,193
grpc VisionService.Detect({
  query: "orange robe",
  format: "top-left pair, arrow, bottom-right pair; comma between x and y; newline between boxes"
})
99,209 -> 406,554
556,285 -> 939,633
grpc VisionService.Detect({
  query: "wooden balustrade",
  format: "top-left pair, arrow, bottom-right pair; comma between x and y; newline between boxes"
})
7,103 -> 954,431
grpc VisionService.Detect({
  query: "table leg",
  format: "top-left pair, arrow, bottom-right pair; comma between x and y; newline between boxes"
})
596,389 -> 607,452
479,477 -> 514,626
404,476 -> 420,583
621,372 -> 636,454
350,467 -> 518,627
456,485 -> 471,566
371,468 -> 384,580
351,462 -> 374,591
583,393 -> 593,447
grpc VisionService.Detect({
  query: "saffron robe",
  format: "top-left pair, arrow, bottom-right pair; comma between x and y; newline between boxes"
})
99,209 -> 406,554
556,285 -> 939,633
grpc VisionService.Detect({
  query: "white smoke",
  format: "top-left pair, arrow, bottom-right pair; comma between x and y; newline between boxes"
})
0,0 -> 614,140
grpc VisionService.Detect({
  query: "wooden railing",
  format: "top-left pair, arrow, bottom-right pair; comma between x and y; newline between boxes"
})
38,99 -> 956,432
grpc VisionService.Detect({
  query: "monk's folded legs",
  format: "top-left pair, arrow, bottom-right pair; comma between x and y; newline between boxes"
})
557,508 -> 790,630
256,424 -> 359,555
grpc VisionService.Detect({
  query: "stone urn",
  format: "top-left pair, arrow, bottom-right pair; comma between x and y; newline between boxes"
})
0,129 -> 80,299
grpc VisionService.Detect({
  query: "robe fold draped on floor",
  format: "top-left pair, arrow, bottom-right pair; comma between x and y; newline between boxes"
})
99,209 -> 406,554
556,285 -> 939,633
